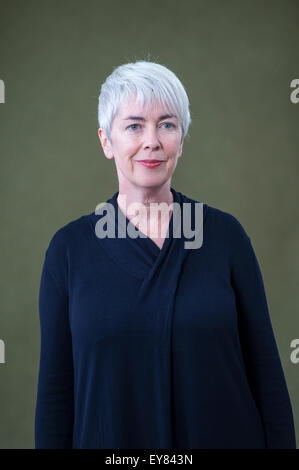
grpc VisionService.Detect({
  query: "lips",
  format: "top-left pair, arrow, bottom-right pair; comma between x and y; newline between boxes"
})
137,160 -> 164,168
137,160 -> 164,163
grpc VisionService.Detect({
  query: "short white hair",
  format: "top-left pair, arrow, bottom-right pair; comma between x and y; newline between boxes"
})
98,60 -> 191,144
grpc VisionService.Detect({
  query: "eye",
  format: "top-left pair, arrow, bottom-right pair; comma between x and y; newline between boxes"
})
161,122 -> 175,129
127,124 -> 140,131
126,122 -> 175,131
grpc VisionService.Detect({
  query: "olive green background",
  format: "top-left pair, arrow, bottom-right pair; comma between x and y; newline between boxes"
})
0,0 -> 298,449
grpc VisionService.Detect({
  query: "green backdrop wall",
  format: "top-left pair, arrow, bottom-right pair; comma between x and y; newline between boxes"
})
0,0 -> 298,448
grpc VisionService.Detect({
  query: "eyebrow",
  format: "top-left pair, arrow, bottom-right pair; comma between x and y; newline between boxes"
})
122,114 -> 178,121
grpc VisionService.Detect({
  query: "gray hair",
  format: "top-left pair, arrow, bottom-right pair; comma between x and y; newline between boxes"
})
98,60 -> 191,144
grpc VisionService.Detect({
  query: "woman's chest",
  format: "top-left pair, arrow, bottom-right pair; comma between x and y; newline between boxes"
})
67,242 -> 238,349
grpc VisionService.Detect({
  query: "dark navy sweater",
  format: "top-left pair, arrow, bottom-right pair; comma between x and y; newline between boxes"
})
35,187 -> 296,448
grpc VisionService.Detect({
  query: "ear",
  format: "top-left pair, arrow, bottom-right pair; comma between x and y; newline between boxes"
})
98,128 -> 114,159
178,137 -> 184,158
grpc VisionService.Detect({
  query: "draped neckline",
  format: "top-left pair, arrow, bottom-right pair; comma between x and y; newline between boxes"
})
87,187 -> 208,281
111,186 -> 178,255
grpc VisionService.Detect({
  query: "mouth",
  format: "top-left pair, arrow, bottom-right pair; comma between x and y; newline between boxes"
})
136,160 -> 164,168
137,159 -> 164,163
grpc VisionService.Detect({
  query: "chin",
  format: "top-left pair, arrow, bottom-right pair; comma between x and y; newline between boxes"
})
136,177 -> 170,190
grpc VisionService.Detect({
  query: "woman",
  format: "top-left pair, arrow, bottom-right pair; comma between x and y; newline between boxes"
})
35,60 -> 296,449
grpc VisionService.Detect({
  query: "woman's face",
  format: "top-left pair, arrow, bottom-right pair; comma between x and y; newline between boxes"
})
98,95 -> 184,192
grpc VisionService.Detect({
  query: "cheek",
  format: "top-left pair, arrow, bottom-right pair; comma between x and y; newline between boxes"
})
115,141 -> 139,160
164,137 -> 182,156
122,138 -> 140,153
165,130 -> 181,144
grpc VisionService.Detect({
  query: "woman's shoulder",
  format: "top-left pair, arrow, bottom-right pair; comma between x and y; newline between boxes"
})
44,212 -> 92,262
181,190 -> 249,238
210,203 -> 251,241
207,203 -> 248,230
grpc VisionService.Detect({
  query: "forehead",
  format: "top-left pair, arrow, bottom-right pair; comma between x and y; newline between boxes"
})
116,95 -> 175,119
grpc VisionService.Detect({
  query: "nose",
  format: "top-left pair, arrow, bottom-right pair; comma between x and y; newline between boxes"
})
143,126 -> 161,151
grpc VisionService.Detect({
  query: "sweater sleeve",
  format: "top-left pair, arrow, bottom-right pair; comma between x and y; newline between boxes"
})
35,231 -> 74,448
228,214 -> 296,449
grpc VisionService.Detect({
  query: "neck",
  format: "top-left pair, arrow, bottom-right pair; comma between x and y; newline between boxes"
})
116,184 -> 174,233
